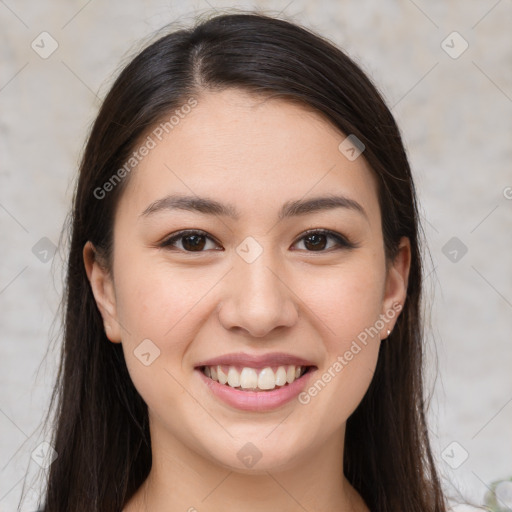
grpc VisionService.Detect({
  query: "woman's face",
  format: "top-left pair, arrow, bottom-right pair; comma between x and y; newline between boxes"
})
85,88 -> 410,473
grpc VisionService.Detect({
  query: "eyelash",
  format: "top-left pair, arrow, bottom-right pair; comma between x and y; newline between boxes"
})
159,228 -> 355,253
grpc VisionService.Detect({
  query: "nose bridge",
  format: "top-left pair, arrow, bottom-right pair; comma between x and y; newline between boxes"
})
236,234 -> 282,290
239,249 -> 282,301
218,238 -> 298,336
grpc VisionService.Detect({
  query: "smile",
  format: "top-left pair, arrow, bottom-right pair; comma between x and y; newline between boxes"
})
196,364 -> 317,412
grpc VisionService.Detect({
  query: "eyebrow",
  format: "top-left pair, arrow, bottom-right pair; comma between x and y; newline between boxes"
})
139,193 -> 368,222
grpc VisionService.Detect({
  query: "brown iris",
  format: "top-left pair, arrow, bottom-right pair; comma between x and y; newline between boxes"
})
181,234 -> 207,251
303,233 -> 328,251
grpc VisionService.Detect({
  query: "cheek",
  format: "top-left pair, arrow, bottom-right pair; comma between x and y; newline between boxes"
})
293,257 -> 385,423
114,258 -> 217,341
112,261 -> 209,418
112,257 -> 228,403
302,256 -> 386,346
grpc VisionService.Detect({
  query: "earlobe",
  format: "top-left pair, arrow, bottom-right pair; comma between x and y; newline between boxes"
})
381,237 -> 411,338
83,241 -> 122,343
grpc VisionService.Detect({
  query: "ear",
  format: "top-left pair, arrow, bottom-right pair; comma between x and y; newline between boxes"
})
380,236 -> 411,338
83,241 -> 122,343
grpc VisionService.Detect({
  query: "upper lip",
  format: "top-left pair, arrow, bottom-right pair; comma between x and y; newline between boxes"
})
195,352 -> 317,369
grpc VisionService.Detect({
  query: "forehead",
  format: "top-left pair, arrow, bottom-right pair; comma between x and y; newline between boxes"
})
116,89 -> 381,226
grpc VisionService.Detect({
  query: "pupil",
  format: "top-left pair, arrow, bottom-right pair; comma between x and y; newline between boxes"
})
305,234 -> 326,251
183,235 -> 205,251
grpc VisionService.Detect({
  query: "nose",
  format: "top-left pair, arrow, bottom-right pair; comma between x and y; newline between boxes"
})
217,250 -> 299,338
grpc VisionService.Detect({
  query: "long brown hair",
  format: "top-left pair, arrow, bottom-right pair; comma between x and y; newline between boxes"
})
34,10 -> 446,511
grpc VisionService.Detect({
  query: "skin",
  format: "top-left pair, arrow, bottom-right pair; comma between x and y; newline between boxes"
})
84,88 -> 410,512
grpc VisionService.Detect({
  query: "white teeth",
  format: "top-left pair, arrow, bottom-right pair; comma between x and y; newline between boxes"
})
275,366 -> 287,386
286,365 -> 295,384
217,366 -> 228,385
240,368 -> 258,389
203,364 -> 307,391
258,367 -> 275,390
227,367 -> 240,387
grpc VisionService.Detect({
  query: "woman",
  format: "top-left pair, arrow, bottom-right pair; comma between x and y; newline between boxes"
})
35,10 -> 448,512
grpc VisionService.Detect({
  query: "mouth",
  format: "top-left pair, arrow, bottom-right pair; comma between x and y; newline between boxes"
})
198,364 -> 315,392
194,352 -> 318,411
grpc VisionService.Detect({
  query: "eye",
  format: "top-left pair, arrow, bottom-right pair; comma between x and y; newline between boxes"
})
159,230 -> 221,252
291,229 -> 354,252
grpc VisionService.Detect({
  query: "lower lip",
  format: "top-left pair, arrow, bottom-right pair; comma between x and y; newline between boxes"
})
196,368 -> 316,412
